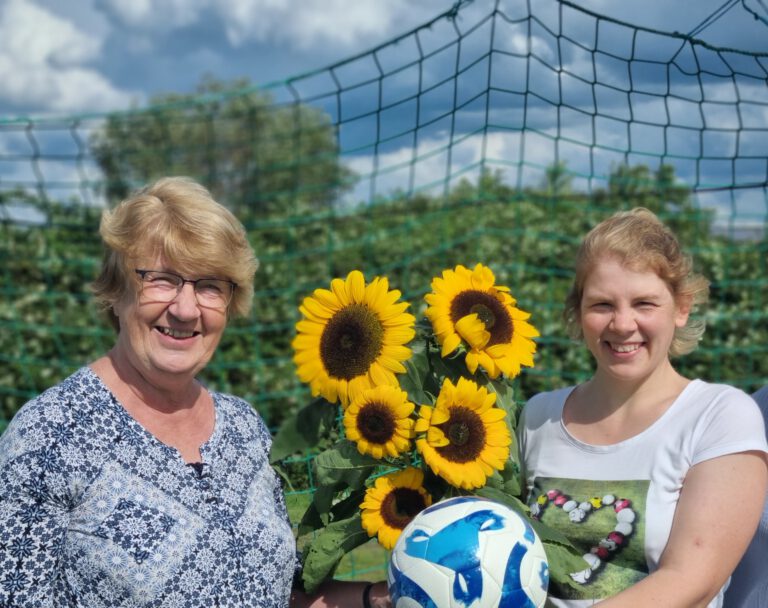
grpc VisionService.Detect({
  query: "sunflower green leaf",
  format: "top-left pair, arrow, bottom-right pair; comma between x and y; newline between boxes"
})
300,514 -> 370,594
269,396 -> 337,463
482,459 -> 523,497
399,351 -> 430,404
310,440 -> 378,521
540,543 -> 592,591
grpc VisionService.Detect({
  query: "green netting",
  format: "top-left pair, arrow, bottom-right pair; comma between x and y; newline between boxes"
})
1,0 -> 767,581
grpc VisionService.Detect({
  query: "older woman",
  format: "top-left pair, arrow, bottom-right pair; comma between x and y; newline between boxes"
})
0,177 -> 388,607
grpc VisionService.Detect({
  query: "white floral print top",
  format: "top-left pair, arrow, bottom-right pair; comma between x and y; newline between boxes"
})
0,367 -> 298,607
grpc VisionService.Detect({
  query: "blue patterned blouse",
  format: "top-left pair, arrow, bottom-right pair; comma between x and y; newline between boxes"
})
0,367 -> 298,607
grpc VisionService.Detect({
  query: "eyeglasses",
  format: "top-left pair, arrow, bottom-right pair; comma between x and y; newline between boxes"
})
134,269 -> 237,309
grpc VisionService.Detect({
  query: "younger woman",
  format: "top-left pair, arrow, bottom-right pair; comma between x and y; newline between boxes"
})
519,208 -> 767,607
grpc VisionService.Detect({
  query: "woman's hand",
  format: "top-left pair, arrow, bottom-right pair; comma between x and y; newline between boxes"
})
365,581 -> 391,608
291,580 -> 391,608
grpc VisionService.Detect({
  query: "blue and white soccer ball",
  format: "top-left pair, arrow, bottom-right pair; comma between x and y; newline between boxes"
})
388,496 -> 549,608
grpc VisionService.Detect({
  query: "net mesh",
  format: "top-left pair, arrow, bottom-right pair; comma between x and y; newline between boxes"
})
1,0 -> 767,580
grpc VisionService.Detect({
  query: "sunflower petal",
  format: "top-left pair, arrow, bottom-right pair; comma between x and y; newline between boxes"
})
364,277 -> 387,308
377,356 -> 407,374
455,314 -> 491,349
300,298 -> 333,319
430,407 -> 450,425
465,351 -> 480,374
482,407 -> 507,422
441,333 -> 462,357
311,288 -> 342,311
427,427 -> 449,446
346,270 -> 366,302
330,277 -> 349,306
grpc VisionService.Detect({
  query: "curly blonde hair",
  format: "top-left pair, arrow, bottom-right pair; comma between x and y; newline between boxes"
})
563,207 -> 709,357
92,177 -> 258,330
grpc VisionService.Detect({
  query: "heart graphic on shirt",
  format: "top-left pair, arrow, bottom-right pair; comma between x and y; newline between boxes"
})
529,489 -> 636,584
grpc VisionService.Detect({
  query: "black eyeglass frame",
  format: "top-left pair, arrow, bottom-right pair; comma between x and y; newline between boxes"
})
134,269 -> 237,308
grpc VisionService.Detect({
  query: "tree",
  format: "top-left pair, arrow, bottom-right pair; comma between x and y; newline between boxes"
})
541,161 -> 572,197
90,77 -> 353,220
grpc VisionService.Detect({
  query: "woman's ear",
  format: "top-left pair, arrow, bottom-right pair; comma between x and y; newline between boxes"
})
675,295 -> 693,328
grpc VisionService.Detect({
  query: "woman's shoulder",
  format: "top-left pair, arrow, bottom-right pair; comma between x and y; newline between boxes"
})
5,367 -> 100,425
211,390 -> 253,409
683,379 -> 757,410
210,390 -> 270,437
0,367 -> 105,458
525,386 -> 575,407
681,380 -> 767,440
522,386 -> 575,423
211,390 -> 261,417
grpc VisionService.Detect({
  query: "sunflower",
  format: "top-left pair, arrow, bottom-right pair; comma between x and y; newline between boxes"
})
424,263 -> 539,379
360,467 -> 432,550
414,376 -> 511,490
292,270 -> 416,406
344,385 -> 416,459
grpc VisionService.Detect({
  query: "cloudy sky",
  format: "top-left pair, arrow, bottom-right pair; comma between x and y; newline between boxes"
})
1,0 -> 765,117
0,0 -> 766,225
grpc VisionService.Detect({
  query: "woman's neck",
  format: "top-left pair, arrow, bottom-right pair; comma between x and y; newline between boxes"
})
589,360 -> 687,414
564,363 -> 690,445
90,350 -> 215,463
95,348 -> 202,413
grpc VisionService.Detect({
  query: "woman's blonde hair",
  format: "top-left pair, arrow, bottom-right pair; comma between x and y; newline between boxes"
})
563,207 -> 709,357
92,177 -> 258,330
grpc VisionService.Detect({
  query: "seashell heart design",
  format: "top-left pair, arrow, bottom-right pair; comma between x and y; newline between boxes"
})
529,489 -> 636,584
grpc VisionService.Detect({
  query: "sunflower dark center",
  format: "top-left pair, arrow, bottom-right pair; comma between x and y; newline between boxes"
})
381,488 -> 428,530
450,290 -> 513,346
357,401 -> 396,444
319,304 -> 384,380
470,303 -> 495,328
436,406 -> 486,463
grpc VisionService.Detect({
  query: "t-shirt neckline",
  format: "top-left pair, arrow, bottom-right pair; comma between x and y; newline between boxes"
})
558,379 -> 701,453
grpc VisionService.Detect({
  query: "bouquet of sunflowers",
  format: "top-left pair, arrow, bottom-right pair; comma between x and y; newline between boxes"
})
270,264 -> 584,593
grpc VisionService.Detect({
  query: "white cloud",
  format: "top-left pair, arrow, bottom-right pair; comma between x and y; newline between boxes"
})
342,129 -> 556,207
0,0 -> 133,113
1,0 -> 99,65
101,0 -> 206,28
220,0 -> 406,48
101,0 -> 444,49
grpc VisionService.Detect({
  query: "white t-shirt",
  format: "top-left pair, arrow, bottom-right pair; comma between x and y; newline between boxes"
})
519,380 -> 768,608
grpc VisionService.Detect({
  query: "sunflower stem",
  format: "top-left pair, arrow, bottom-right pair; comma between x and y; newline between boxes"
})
424,332 -> 434,375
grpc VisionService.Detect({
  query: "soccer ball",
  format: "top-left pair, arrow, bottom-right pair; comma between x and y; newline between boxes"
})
388,496 -> 548,608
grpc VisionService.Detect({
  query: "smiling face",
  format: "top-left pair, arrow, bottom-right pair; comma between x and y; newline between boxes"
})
112,257 -> 229,390
578,256 -> 690,385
